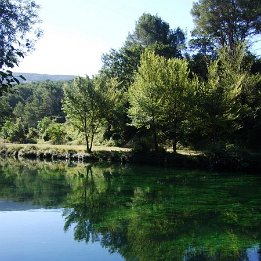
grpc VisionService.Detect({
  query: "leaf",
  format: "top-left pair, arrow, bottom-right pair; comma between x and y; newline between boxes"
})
13,77 -> 20,84
16,51 -> 24,58
19,75 -> 26,81
0,71 -> 8,77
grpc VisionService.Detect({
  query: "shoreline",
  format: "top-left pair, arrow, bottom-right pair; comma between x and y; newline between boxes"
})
0,143 -> 260,173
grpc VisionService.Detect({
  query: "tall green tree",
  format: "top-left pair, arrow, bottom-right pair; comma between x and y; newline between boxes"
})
0,118 -> 26,143
191,0 -> 261,51
101,44 -> 143,90
101,13 -> 186,92
128,50 -> 165,151
191,44 -> 261,149
126,13 -> 185,58
0,0 -> 42,94
160,59 -> 198,152
128,50 -> 196,152
63,77 -> 103,153
100,13 -> 187,145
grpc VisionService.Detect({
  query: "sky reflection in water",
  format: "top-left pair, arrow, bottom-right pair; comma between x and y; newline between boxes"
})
0,159 -> 260,261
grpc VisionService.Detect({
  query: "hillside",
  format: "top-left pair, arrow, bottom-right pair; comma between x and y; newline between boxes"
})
14,72 -> 76,82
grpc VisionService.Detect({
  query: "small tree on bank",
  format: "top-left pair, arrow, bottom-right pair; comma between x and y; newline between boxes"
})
63,77 -> 102,153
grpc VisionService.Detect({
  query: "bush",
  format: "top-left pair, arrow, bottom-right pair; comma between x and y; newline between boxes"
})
43,123 -> 66,144
0,118 -> 26,143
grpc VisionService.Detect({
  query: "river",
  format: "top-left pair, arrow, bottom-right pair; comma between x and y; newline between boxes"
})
0,159 -> 260,261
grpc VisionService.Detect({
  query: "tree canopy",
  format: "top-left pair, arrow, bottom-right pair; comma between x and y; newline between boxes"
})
0,0 -> 42,94
63,77 -> 103,152
128,50 -> 197,152
191,0 -> 261,51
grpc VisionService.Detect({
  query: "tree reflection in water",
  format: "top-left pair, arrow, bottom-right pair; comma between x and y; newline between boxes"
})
62,164 -> 261,261
0,159 -> 260,260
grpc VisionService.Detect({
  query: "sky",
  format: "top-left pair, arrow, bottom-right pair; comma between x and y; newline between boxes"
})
14,0 -> 195,76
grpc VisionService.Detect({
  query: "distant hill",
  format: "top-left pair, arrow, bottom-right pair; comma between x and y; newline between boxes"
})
13,72 -> 76,82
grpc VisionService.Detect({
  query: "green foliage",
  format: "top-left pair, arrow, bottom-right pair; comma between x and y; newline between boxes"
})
126,13 -> 185,58
43,122 -> 66,145
26,127 -> 38,143
128,50 -> 197,152
93,75 -> 130,145
128,50 -> 166,150
0,96 -> 11,127
187,52 -> 211,80
37,116 -> 66,144
0,0 -> 42,94
101,13 -> 186,92
189,44 -> 261,150
37,116 -> 52,139
0,118 -> 26,143
159,57 -> 198,152
101,44 -> 143,90
0,9 -> 259,157
63,77 -> 103,152
190,0 -> 261,51
1,80 -> 65,140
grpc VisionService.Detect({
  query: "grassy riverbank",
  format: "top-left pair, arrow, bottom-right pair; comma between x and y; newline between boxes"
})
0,143 -> 260,172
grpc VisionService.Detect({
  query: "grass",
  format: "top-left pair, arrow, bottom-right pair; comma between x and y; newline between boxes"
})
0,142 -> 131,153
1,142 -> 202,155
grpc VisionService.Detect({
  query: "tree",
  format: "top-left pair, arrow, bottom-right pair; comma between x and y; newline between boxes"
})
0,96 -> 11,127
190,44 -> 261,149
0,0 -> 42,95
99,14 -> 187,146
37,116 -> 52,140
126,13 -> 185,58
101,13 -> 186,92
100,44 -> 143,90
191,0 -> 261,51
63,77 -> 103,153
43,122 -> 66,144
128,50 -> 166,151
128,50 -> 196,152
93,75 -> 131,145
0,118 -> 26,143
160,58 -> 198,153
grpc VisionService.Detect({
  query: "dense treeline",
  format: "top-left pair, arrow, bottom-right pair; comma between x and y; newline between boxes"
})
0,81 -> 66,143
1,3 -> 261,160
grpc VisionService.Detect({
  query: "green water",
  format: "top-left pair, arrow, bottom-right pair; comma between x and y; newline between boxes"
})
0,159 -> 260,261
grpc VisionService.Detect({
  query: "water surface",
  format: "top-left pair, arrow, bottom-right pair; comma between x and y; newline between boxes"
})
0,159 -> 260,260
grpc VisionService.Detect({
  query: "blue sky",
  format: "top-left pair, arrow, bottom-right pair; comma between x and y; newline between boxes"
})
15,0 -> 195,76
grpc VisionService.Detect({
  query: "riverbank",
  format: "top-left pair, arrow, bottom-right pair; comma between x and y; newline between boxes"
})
0,143 -> 260,172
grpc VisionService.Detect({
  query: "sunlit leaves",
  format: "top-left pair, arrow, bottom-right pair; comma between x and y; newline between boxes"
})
63,77 -> 103,152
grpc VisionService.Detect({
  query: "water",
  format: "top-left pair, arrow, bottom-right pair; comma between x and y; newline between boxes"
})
0,159 -> 260,261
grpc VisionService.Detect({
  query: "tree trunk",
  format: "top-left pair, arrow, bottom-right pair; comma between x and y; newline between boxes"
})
172,137 -> 177,154
151,114 -> 159,152
85,134 -> 91,153
89,131 -> 94,152
84,121 -> 91,153
172,119 -> 177,153
153,129 -> 158,152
